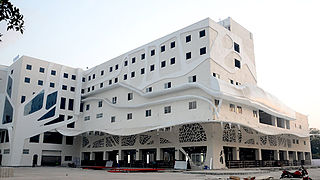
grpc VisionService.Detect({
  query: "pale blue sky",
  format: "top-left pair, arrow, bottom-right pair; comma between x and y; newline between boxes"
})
0,0 -> 319,128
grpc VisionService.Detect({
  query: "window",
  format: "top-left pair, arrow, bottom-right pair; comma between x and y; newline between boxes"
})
146,87 -> 152,93
141,68 -> 145,74
109,66 -> 113,72
71,87 -> 76,92
112,97 -> 117,104
50,82 -> 55,88
286,120 -> 290,129
51,70 -> 56,76
38,80 -> 43,86
200,47 -> 206,55
161,61 -> 166,68
114,78 -> 118,83
146,109 -> 151,117
127,113 -> 132,120
96,113 -> 103,118
128,93 -> 133,101
60,97 -> 66,109
186,52 -> 191,60
230,79 -> 234,84
253,110 -> 258,118
100,70 -> 104,76
186,35 -> 191,43
299,125 -> 302,129
66,136 -> 73,145
90,86 -> 94,91
71,75 -> 76,80
131,71 -> 135,78
84,116 -> 90,121
100,83 -> 103,88
65,156 -> 72,161
92,74 -> 95,79
171,41 -> 175,48
62,85 -> 67,90
212,73 -> 220,79
234,42 -> 240,53
82,77 -> 85,82
88,76 -> 91,81
199,30 -> 205,38
237,106 -> 242,114
23,149 -> 29,154
43,132 -> 63,144
304,141 -> 306,145
141,53 -> 145,60
111,116 -> 116,123
109,80 -> 112,85
161,45 -> 165,52
26,64 -> 32,70
189,101 -> 197,109
164,82 -> 171,89
124,60 -> 128,66
39,67 -> 45,73
235,59 -> 241,68
87,87 -> 90,92
170,57 -> 175,65
293,139 -> 295,144
63,73 -> 68,78
150,64 -> 155,72
151,49 -> 155,56
132,57 -> 136,64
297,139 -> 299,144
123,74 -> 127,80
214,99 -> 220,107
115,64 -> 119,70
68,99 -> 74,110
67,116 -> 73,120
67,122 -> 75,128
3,149 -> 9,154
29,134 -> 40,143
24,77 -> 30,83
21,96 -> 26,103
229,104 -> 235,112
188,75 -> 196,82
164,106 -> 171,114
236,82 -> 241,85
98,101 -> 103,107
86,104 -> 90,111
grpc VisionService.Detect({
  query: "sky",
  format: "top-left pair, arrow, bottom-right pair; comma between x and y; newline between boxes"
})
0,0 -> 319,129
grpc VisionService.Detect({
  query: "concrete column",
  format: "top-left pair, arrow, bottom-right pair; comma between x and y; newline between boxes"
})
118,150 -> 123,160
175,148 -> 180,160
284,151 -> 289,160
156,148 -> 161,161
104,151 -> 109,160
235,147 -> 240,160
274,150 -> 279,160
256,149 -> 262,160
90,152 -> 93,160
136,150 -> 141,160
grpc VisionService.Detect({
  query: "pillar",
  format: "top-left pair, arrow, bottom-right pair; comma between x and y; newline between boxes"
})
156,148 -> 161,161
274,150 -> 279,160
235,147 -> 240,160
90,152 -> 94,160
118,150 -> 123,161
285,151 -> 289,160
175,148 -> 180,160
104,151 -> 109,160
256,149 -> 262,160
136,149 -> 141,160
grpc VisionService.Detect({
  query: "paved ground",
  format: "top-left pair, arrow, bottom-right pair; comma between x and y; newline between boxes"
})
4,167 -> 320,180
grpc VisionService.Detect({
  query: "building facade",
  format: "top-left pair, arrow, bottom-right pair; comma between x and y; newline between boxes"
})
0,17 -> 311,169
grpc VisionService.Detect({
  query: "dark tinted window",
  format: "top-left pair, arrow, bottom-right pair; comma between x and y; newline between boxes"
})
199,30 -> 205,38
43,132 -> 63,144
186,52 -> 191,60
186,35 -> 191,43
234,42 -> 240,53
60,97 -> 66,109
200,47 -> 206,55
68,99 -> 74,110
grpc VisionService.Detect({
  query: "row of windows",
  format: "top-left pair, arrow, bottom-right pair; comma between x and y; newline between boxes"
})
29,133 -> 73,145
25,64 -> 76,80
24,77 -> 76,92
60,97 -> 74,111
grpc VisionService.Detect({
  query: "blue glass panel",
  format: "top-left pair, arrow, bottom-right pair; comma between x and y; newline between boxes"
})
46,91 -> 57,110
24,90 -> 44,115
2,97 -> 13,124
6,76 -> 12,98
38,107 -> 56,121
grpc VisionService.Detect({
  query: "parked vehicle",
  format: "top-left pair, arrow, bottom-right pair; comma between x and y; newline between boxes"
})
280,165 -> 312,179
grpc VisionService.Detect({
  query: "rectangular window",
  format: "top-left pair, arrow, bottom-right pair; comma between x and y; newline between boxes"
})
234,42 -> 240,53
98,100 -> 103,107
100,83 -> 103,88
60,97 -> 66,109
62,85 -> 67,90
68,99 -> 74,111
65,156 -> 72,161
151,49 -> 155,56
200,47 -> 206,55
63,73 -> 68,78
39,67 -> 45,73
114,77 -> 118,83
123,74 -> 127,80
111,116 -> 115,123
229,104 -> 235,112
21,96 -> 26,103
170,57 -> 175,65
87,87 -> 90,92
88,76 -> 91,81
141,68 -> 145,74
171,41 -> 175,48
124,60 -> 128,66
115,64 -> 119,70
101,70 -> 104,76
92,74 -> 95,79
188,75 -> 196,83
199,30 -> 205,38
38,80 -> 43,86
3,149 -> 10,154
84,116 -> 90,121
150,64 -> 155,71
109,66 -> 113,72
43,132 -> 63,144
128,93 -> 133,101
82,77 -> 85,82
67,116 -> 73,120
71,86 -> 75,91
161,61 -> 166,68
51,70 -> 56,76
50,82 -> 55,88
141,53 -> 145,60
112,97 -> 117,104
23,149 -> 29,154
186,52 -> 191,60
146,109 -> 151,117
132,57 -> 136,64
186,35 -> 191,43
131,71 -> 135,78
237,106 -> 242,114
24,77 -> 30,83
286,120 -> 290,129
161,45 -> 165,52
26,64 -> 32,70
146,87 -> 152,93
86,104 -> 90,111
164,106 -> 171,114
67,122 -> 75,128
71,75 -> 76,80
230,79 -> 234,84
29,134 -> 40,143
109,80 -> 112,85
189,101 -> 197,109
164,82 -> 171,89
212,73 -> 220,79
253,110 -> 258,118
96,113 -> 103,118
214,99 -> 219,107
66,136 -> 73,145
235,59 -> 241,68
127,113 -> 132,120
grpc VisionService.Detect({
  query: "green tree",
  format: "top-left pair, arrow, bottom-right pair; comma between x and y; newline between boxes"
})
0,0 -> 24,41
310,128 -> 320,159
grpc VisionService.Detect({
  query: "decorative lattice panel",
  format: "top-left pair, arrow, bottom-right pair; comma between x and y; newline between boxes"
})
244,139 -> 255,145
260,136 -> 267,145
179,123 -> 207,143
222,124 -> 236,143
139,135 -> 152,145
268,135 -> 277,146
106,136 -> 119,147
243,127 -> 254,134
82,137 -> 89,147
121,135 -> 136,146
92,138 -> 104,148
160,138 -> 171,144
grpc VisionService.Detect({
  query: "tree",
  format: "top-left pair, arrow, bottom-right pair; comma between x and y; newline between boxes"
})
0,0 -> 24,42
310,128 -> 320,159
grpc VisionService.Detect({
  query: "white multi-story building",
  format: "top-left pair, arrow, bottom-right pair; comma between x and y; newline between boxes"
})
0,17 -> 311,169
